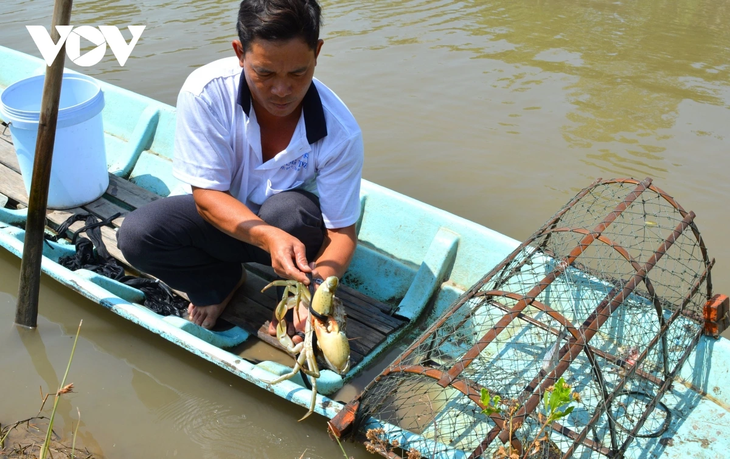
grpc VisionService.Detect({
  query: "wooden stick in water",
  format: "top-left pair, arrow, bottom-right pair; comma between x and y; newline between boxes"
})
15,0 -> 74,328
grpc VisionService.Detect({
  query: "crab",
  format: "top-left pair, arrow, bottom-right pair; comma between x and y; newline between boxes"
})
261,275 -> 350,420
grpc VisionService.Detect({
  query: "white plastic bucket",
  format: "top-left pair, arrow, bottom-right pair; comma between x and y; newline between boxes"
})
0,73 -> 108,209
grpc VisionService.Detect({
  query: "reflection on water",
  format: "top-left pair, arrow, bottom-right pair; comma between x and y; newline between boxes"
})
316,0 -> 729,289
1,0 -> 730,457
325,0 -> 730,181
17,325 -> 59,393
14,323 -> 106,454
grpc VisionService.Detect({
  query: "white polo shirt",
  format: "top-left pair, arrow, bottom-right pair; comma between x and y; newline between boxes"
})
172,56 -> 364,229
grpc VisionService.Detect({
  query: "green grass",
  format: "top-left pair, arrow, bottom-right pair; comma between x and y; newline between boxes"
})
39,319 -> 82,459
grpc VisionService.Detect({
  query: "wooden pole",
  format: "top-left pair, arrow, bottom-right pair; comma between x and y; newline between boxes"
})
15,0 -> 74,328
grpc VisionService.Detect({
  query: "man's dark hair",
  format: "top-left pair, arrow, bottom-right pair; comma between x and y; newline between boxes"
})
237,0 -> 322,52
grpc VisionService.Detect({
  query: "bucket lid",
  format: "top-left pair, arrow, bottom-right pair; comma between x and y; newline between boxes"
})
0,73 -> 104,130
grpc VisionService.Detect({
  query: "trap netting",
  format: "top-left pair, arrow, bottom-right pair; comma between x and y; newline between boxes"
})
330,177 -> 726,458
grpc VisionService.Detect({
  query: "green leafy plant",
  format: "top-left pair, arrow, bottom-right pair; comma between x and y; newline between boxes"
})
483,377 -> 578,459
543,377 -> 575,422
480,388 -> 502,416
524,377 -> 575,457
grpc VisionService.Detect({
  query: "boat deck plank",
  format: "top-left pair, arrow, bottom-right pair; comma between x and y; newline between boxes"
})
0,134 -> 406,367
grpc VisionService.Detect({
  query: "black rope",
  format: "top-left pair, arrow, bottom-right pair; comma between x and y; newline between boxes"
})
305,272 -> 328,321
300,368 -> 313,390
50,213 -> 187,317
598,390 -> 672,439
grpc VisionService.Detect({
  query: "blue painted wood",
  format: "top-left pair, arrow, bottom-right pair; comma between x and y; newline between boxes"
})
108,106 -> 159,177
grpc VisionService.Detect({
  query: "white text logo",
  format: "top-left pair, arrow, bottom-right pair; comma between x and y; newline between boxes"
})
26,25 -> 145,67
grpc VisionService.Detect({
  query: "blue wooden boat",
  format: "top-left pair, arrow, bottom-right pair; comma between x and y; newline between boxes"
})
1,45 -> 729,458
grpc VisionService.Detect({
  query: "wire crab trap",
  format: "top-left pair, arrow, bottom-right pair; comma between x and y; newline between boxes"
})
330,178 -> 729,458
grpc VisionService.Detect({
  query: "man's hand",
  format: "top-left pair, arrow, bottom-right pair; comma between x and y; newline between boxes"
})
262,228 -> 312,284
310,225 -> 357,282
192,186 -> 312,284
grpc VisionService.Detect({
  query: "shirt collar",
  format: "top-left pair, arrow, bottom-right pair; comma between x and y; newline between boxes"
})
237,70 -> 327,144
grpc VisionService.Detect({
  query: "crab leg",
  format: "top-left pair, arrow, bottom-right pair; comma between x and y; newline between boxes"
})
260,277 -> 349,421
300,374 -> 318,421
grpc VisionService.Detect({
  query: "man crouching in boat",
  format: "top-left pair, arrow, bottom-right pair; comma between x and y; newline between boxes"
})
117,0 -> 363,337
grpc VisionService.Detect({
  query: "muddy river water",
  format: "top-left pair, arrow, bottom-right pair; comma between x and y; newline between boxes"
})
1,0 -> 729,457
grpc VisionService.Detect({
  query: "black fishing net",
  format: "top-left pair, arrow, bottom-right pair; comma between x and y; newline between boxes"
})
48,213 -> 188,317
331,178 -> 721,459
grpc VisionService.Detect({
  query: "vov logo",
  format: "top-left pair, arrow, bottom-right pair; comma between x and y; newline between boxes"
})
26,25 -> 145,67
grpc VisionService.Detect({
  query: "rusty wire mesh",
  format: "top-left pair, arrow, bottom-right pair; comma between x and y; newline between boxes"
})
333,178 -> 716,458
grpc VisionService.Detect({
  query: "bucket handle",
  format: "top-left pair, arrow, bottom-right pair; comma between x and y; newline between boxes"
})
1,121 -> 9,136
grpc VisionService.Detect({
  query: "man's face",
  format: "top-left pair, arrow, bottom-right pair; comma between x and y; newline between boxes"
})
235,37 -> 323,119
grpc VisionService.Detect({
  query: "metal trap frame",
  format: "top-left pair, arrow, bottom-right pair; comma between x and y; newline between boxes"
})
330,178 -> 729,458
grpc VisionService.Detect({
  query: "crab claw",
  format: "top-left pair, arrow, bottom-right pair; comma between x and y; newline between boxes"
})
311,276 -> 339,316
314,319 -> 350,374
313,296 -> 350,375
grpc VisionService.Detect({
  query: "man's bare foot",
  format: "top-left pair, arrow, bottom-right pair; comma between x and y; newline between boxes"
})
188,271 -> 247,329
268,299 -> 308,345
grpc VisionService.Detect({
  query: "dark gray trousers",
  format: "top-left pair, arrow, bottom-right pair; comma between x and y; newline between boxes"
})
116,190 -> 325,306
